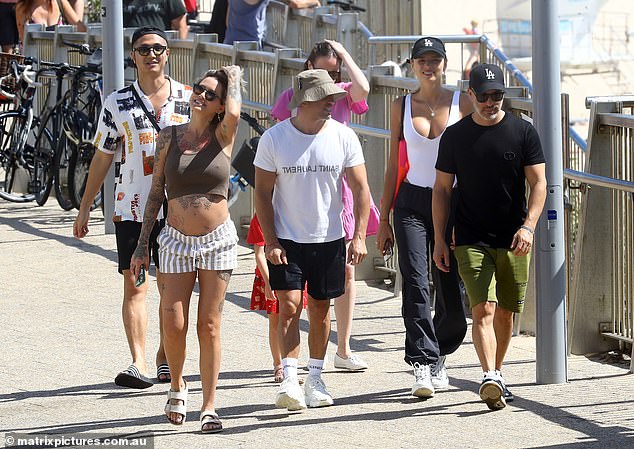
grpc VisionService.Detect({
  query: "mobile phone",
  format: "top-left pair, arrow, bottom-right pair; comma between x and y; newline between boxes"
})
383,241 -> 394,263
135,266 -> 146,287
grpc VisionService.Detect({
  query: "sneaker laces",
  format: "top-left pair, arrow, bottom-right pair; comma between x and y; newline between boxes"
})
412,362 -> 426,380
431,356 -> 446,377
347,354 -> 362,364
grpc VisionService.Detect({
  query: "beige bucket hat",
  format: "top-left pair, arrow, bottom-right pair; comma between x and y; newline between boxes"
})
288,69 -> 347,110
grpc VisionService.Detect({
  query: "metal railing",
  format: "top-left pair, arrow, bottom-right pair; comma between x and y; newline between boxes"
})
567,97 -> 634,365
20,21 -> 634,357
19,24 -> 582,282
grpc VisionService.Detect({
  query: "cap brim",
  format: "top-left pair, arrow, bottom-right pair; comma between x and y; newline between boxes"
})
472,81 -> 506,94
288,84 -> 347,110
411,48 -> 446,60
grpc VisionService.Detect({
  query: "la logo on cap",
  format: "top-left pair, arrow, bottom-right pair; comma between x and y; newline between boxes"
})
485,68 -> 496,80
424,38 -> 433,46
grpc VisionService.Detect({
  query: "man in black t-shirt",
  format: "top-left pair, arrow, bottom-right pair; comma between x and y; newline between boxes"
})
123,0 -> 188,40
432,64 -> 546,411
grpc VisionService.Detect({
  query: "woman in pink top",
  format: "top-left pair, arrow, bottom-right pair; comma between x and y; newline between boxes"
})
271,39 -> 380,371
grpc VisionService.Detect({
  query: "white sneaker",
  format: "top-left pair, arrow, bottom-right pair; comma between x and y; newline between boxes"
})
275,377 -> 307,411
304,375 -> 334,408
411,362 -> 434,398
334,353 -> 368,371
479,372 -> 506,410
431,355 -> 449,391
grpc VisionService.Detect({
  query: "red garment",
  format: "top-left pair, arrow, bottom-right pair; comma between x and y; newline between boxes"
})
246,213 -> 265,246
248,214 -> 308,313
183,0 -> 197,13
393,138 -> 409,207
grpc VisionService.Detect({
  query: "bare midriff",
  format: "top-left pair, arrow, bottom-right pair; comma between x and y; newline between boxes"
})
167,194 -> 229,236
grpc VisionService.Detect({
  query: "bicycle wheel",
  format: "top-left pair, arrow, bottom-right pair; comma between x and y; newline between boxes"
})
0,111 -> 37,203
68,140 -> 102,211
53,131 -> 76,210
31,109 -> 56,206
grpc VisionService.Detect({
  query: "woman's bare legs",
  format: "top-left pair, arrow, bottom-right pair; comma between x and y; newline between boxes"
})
161,271 -> 196,424
197,268 -> 231,422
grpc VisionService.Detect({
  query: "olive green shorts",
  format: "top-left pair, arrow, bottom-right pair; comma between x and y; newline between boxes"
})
454,245 -> 530,313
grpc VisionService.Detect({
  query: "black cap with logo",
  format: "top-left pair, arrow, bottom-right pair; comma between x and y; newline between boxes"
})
469,63 -> 505,94
409,36 -> 446,61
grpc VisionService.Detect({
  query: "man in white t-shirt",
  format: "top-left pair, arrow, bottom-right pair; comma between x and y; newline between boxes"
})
254,69 -> 370,411
73,27 -> 191,389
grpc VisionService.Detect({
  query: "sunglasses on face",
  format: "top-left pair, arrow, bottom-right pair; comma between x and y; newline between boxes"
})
192,83 -> 220,102
133,45 -> 168,56
474,90 -> 505,103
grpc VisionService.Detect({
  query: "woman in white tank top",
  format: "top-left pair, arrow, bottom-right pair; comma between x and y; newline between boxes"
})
377,37 -> 472,398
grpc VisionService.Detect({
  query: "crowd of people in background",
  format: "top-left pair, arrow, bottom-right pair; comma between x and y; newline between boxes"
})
3,0 -> 546,435
0,0 -> 326,53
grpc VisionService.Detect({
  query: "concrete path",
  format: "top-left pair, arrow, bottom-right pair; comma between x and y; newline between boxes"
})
1,200 -> 633,449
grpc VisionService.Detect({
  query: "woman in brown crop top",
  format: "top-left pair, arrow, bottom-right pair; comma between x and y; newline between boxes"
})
131,65 -> 243,433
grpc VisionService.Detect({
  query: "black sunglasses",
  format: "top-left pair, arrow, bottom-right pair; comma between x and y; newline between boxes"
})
473,90 -> 505,103
133,44 -> 168,56
192,83 -> 220,102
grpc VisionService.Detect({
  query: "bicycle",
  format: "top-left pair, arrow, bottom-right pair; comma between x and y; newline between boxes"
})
0,58 -> 55,204
62,42 -> 104,211
35,43 -> 102,210
326,0 -> 366,12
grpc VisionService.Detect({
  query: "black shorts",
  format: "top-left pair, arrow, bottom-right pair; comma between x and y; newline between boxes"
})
115,220 -> 164,274
0,4 -> 19,46
268,238 -> 346,300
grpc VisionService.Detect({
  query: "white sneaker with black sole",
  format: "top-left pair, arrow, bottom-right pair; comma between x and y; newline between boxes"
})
304,375 -> 334,407
275,377 -> 307,411
411,362 -> 434,397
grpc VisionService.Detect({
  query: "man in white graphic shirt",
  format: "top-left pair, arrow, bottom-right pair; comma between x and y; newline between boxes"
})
73,27 -> 192,389
254,69 -> 370,411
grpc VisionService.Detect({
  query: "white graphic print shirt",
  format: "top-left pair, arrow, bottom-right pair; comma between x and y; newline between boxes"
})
93,78 -> 192,222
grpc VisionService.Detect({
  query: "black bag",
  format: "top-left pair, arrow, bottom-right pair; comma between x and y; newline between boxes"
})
231,136 -> 259,188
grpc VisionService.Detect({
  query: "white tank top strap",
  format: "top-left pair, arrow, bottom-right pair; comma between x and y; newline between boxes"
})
447,90 -> 461,127
403,93 -> 413,137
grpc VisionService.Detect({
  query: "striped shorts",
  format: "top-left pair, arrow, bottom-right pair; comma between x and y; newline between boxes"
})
157,218 -> 239,273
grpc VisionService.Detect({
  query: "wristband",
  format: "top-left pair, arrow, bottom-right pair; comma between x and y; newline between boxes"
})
520,225 -> 534,234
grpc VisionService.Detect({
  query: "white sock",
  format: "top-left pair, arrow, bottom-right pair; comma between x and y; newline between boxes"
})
307,358 -> 324,378
282,358 -> 298,380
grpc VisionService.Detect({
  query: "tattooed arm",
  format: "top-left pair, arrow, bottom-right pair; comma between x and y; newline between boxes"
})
216,65 -> 243,149
130,127 -> 171,278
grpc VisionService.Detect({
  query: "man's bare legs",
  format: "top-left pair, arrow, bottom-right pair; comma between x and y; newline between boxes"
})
276,290 -> 304,361
471,301 -> 497,372
493,307 -> 514,371
472,300 -> 515,409
307,296 -> 331,361
122,270 -> 150,376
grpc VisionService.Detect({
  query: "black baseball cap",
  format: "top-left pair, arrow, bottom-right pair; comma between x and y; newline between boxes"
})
409,36 -> 446,61
469,63 -> 505,94
131,27 -> 169,46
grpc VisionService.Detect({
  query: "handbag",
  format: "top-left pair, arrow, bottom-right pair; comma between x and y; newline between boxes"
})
392,94 -> 409,208
231,136 -> 259,188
